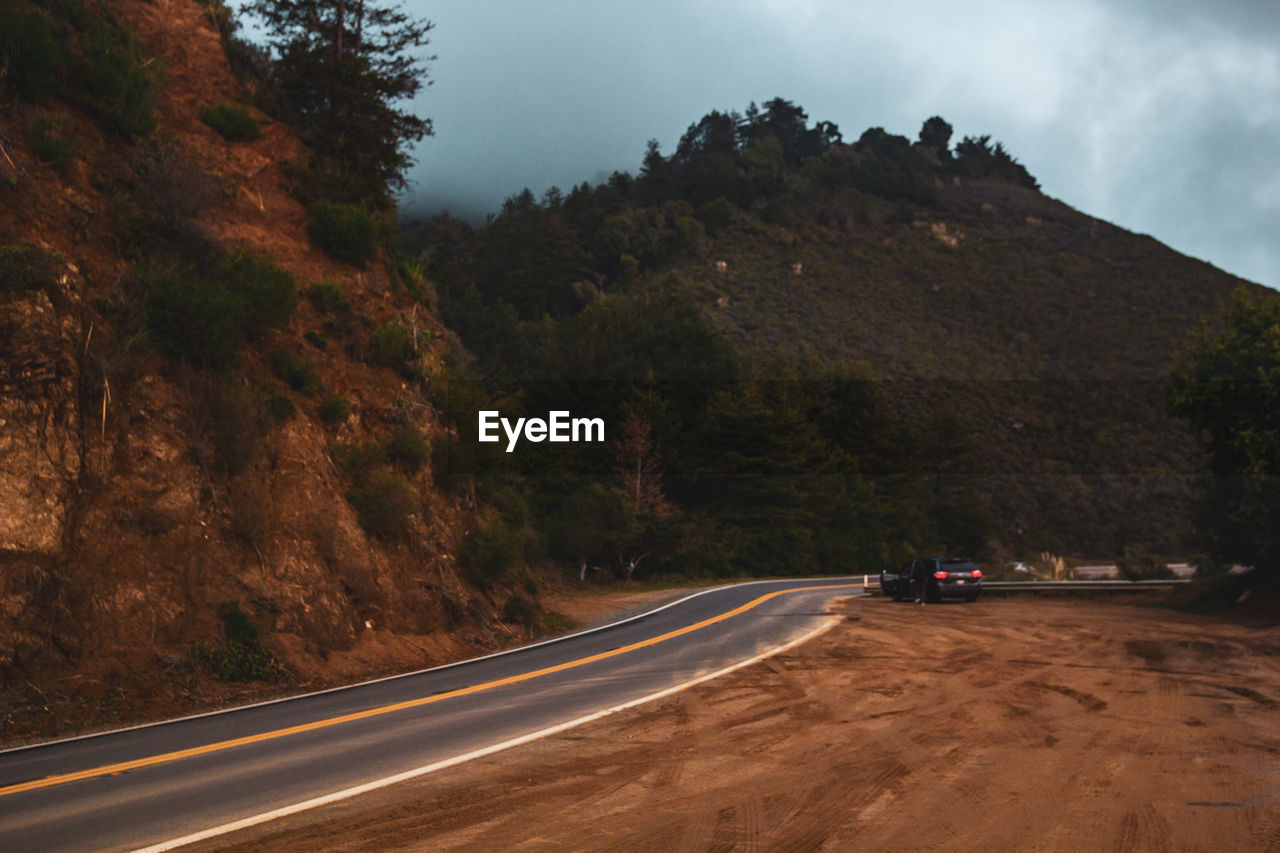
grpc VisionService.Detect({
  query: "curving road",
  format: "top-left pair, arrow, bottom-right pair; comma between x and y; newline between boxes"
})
0,578 -> 860,852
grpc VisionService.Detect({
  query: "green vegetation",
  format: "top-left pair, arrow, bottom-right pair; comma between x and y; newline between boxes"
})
199,101 -> 262,141
1115,552 -> 1176,581
144,253 -> 296,369
405,98 -> 1251,580
0,243 -> 60,292
346,469 -> 418,540
386,424 -> 430,471
191,601 -> 276,681
458,519 -> 522,590
243,0 -> 433,207
307,281 -> 351,315
1169,288 -> 1280,577
310,202 -> 377,265
271,348 -> 320,395
369,321 -> 421,377
25,112 -> 81,171
318,393 -> 351,425
1,0 -> 162,138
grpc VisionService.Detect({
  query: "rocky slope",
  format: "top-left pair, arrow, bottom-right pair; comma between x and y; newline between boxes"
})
0,0 -> 516,743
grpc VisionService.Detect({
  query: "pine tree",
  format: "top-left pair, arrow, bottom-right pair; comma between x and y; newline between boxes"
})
245,0 -> 434,206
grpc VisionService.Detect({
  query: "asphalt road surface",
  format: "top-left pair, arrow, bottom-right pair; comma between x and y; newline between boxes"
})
0,578 -> 860,852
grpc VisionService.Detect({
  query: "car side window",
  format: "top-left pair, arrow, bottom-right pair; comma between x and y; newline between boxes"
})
900,560 -> 914,575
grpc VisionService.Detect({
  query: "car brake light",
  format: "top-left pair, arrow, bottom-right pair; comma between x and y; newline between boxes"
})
971,570 -> 982,578
933,572 -> 948,579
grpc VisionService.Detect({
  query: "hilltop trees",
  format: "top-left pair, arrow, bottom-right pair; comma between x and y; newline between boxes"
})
245,0 -> 434,206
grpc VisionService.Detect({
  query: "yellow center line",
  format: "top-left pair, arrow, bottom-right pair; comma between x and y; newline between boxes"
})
1,583 -> 855,798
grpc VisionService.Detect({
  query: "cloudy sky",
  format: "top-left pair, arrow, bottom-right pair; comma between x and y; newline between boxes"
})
395,0 -> 1278,289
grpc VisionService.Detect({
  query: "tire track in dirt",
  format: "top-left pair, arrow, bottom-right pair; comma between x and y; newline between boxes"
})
198,598 -> 1280,853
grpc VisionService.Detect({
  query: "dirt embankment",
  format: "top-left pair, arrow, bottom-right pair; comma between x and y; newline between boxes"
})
204,597 -> 1280,852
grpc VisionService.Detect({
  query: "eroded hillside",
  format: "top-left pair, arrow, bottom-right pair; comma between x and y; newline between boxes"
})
0,0 -> 521,742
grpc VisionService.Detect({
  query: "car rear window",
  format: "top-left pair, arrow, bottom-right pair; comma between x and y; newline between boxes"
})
942,561 -> 979,573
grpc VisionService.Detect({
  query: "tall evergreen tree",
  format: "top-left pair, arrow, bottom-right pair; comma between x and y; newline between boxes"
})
245,0 -> 434,206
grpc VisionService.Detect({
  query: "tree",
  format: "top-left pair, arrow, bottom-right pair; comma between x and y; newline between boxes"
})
918,116 -> 953,152
613,414 -> 679,580
1168,288 -> 1280,576
245,0 -> 434,206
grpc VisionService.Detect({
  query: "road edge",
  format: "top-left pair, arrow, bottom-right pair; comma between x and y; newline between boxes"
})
131,615 -> 845,852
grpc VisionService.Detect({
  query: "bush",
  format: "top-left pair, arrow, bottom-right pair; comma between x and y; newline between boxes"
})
1191,553 -> 1230,579
259,391 -> 295,428
191,601 -> 275,681
271,349 -> 320,396
386,424 -> 430,471
310,202 -> 377,266
223,252 -> 296,340
337,441 -> 386,481
319,394 -> 351,425
0,243 -> 60,292
346,469 -> 418,539
458,520 -> 522,590
143,253 -> 294,370
502,592 -> 540,631
370,321 -> 419,377
0,0 -> 62,101
1116,552 -> 1176,581
26,112 -> 81,171
199,101 -> 261,141
73,14 -> 160,139
307,280 -> 351,315
145,265 -> 246,369
305,330 -> 329,350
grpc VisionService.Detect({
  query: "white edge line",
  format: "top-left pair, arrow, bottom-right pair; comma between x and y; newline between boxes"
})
130,616 -> 844,853
0,577 -> 858,757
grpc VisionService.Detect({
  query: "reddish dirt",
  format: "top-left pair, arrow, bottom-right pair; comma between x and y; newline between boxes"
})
197,596 -> 1280,851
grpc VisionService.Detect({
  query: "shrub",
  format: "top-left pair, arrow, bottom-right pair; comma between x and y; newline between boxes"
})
199,101 -> 261,141
307,281 -> 351,315
370,321 -> 419,377
259,391 -> 295,428
223,253 -> 296,339
305,330 -> 329,350
346,469 -> 418,539
271,349 -> 320,396
191,601 -> 275,681
336,441 -> 386,481
25,113 -> 81,171
319,394 -> 351,425
458,520 -> 522,590
502,592 -> 540,631
310,202 -> 377,266
74,15 -> 160,139
0,243 -> 60,292
1116,552 -> 1176,581
0,0 -> 62,101
386,424 -> 430,471
145,265 -> 245,369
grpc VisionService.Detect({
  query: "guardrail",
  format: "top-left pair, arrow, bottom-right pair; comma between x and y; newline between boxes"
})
857,578 -> 1192,595
978,579 -> 1191,594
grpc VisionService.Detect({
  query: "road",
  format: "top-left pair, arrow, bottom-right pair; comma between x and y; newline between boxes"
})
0,578 -> 858,852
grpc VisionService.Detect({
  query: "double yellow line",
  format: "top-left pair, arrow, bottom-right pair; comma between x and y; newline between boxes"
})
1,583 -> 853,798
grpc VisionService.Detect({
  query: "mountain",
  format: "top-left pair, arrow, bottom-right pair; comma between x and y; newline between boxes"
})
415,106 -> 1263,565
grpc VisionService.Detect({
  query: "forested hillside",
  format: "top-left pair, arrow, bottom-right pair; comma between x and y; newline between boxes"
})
409,100 -> 1261,572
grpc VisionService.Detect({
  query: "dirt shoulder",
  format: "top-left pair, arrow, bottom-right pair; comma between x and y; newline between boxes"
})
200,596 -> 1280,851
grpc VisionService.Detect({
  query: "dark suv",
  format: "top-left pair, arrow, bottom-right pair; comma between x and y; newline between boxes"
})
880,556 -> 983,602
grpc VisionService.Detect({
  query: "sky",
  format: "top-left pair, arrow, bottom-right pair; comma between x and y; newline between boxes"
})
390,0 -> 1280,289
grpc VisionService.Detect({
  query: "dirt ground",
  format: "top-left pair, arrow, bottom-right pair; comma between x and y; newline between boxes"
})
196,594 -> 1280,852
